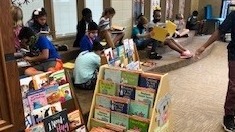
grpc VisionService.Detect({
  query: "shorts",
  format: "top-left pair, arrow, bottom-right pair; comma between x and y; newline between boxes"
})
31,59 -> 63,72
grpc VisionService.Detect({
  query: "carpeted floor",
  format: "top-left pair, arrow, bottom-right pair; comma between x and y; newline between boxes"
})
169,42 -> 228,132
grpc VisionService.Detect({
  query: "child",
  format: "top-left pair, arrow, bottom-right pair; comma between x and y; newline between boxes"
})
80,22 -> 98,52
174,13 -> 190,38
186,10 -> 204,35
10,5 -> 23,51
98,7 -> 124,48
18,27 -> 63,76
25,8 -> 50,35
73,41 -> 104,90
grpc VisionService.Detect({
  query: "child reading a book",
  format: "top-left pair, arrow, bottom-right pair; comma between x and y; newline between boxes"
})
80,21 -> 99,52
148,9 -> 193,59
10,5 -> 23,52
73,41 -> 104,90
132,15 -> 162,60
173,13 -> 190,38
18,27 -> 63,76
98,7 -> 124,48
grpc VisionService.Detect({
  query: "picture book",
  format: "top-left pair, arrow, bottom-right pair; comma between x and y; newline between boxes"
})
49,69 -> 68,86
99,80 -> 117,96
90,118 -> 106,128
129,100 -> 149,118
94,106 -> 111,123
150,26 -> 168,42
104,48 -> 115,66
118,84 -> 136,100
49,102 -> 63,115
126,61 -> 140,71
110,96 -> 130,114
104,68 -> 121,84
32,72 -> 51,89
20,76 -> 34,99
121,71 -> 139,86
68,110 -> 83,130
90,118 -> 126,132
111,24 -> 125,34
135,87 -> 155,107
110,111 -> 129,128
25,123 -> 45,132
58,83 -> 72,103
117,45 -> 125,58
23,98 -> 34,128
129,116 -> 150,132
74,125 -> 87,132
123,39 -> 130,58
27,88 -> 48,111
43,109 -> 70,132
45,84 -> 60,104
156,94 -> 171,127
165,20 -> 177,37
96,93 -> 111,109
138,73 -> 161,90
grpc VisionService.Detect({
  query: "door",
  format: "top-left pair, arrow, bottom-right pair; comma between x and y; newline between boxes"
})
0,1 -> 25,132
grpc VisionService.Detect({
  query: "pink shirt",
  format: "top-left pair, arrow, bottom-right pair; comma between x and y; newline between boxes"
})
13,25 -> 22,51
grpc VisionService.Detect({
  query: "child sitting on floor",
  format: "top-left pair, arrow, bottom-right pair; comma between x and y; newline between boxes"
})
174,13 -> 190,38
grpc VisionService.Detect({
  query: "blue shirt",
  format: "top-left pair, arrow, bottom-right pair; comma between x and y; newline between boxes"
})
34,36 -> 60,60
73,51 -> 100,84
132,26 -> 146,46
80,35 -> 93,52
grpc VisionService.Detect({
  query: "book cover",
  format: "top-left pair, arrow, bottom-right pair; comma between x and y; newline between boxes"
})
99,80 -> 117,96
129,100 -> 149,118
104,68 -> 121,84
104,48 -> 115,66
165,20 -> 177,37
27,88 -> 48,111
58,83 -> 72,103
110,111 -> 129,128
43,109 -> 70,132
25,123 -> 45,132
94,106 -> 111,123
23,98 -> 34,128
74,125 -> 87,132
90,118 -> 106,128
135,87 -> 155,107
110,96 -> 130,114
49,69 -> 68,86
129,116 -> 149,132
123,39 -> 130,58
138,73 -> 161,90
126,61 -> 140,71
96,93 -> 111,109
90,118 -> 126,132
32,72 -> 51,89
68,110 -> 83,130
150,26 -> 168,42
117,45 -> 125,58
118,84 -> 136,100
121,71 -> 139,86
45,84 -> 60,104
31,105 -> 52,124
20,76 -> 34,99
49,102 -> 63,115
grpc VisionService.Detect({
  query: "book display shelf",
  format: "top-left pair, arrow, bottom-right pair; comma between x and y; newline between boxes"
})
87,65 -> 172,132
20,68 -> 86,132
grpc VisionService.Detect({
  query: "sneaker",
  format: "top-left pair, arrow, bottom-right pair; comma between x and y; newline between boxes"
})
149,53 -> 162,60
180,50 -> 193,59
222,115 -> 235,132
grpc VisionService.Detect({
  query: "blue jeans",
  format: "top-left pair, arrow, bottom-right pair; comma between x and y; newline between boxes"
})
135,38 -> 159,52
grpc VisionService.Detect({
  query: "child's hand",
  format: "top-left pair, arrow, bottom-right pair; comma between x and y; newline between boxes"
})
195,46 -> 206,59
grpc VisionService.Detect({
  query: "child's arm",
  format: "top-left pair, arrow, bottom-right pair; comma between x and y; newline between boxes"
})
24,49 -> 49,62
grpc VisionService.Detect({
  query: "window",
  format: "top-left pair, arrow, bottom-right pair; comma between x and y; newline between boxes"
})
53,0 -> 77,37
85,0 -> 103,24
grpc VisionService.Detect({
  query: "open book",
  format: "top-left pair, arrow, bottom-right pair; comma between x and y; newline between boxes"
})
111,25 -> 125,34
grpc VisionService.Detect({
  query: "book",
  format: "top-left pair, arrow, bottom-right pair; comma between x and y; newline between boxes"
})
58,83 -> 72,103
129,100 -> 149,118
118,84 -> 136,100
45,84 -> 61,104
165,20 -> 177,37
74,125 -> 87,132
49,69 -> 68,86
20,76 -> 34,99
99,80 -> 117,96
63,62 -> 75,69
25,123 -> 45,132
104,68 -> 121,84
111,25 -> 125,34
138,73 -> 161,90
110,96 -> 130,114
27,88 -> 48,111
43,109 -> 70,132
104,48 -> 115,66
96,93 -> 111,109
129,116 -> 149,132
121,71 -> 139,86
90,118 -> 126,132
110,111 -> 129,128
90,127 -> 114,132
68,110 -> 83,130
23,98 -> 34,128
135,87 -> 155,107
94,106 -> 111,123
126,61 -> 140,71
32,72 -> 51,89
150,26 -> 168,42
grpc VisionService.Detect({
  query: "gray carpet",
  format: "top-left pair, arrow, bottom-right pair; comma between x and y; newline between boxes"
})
169,42 -> 228,132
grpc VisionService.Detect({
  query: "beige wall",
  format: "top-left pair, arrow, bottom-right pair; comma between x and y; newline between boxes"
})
111,0 -> 133,38
198,0 -> 222,19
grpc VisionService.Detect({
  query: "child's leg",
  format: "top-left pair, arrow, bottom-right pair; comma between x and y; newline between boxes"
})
164,39 -> 184,54
170,39 -> 187,51
113,32 -> 125,45
24,67 -> 44,76
179,29 -> 190,37
100,30 -> 115,48
47,59 -> 63,72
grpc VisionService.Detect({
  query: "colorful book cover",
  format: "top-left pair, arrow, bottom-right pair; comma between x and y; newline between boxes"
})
20,76 -> 34,99
49,102 -> 63,115
31,105 -> 51,124
94,106 -> 111,123
23,98 -> 34,128
45,84 -> 60,104
123,39 -> 130,58
121,71 -> 139,86
129,100 -> 149,118
129,116 -> 149,132
25,123 -> 45,132
32,72 -> 51,89
99,80 -> 117,96
90,118 -> 106,128
126,61 -> 140,71
58,83 -> 72,103
111,111 -> 129,128
43,109 -> 70,132
68,110 -> 83,130
96,93 -> 111,109
49,69 -> 68,86
118,84 -> 136,100
165,20 -> 177,37
74,125 -> 87,132
110,96 -> 130,114
138,73 -> 161,90
117,45 -> 125,65
150,26 -> 168,42
27,88 -> 48,111
135,87 -> 155,107
104,68 -> 121,84
104,48 -> 115,66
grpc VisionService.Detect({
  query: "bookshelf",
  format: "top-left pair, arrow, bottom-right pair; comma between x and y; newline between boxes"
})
87,65 -> 172,132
